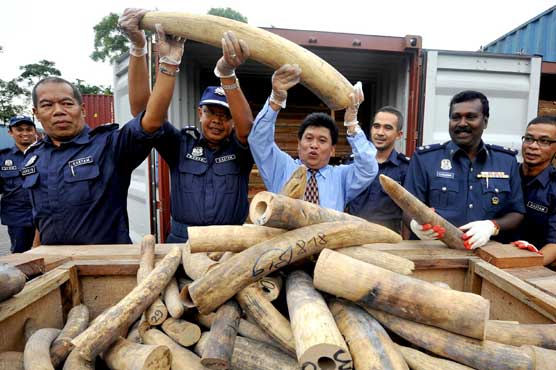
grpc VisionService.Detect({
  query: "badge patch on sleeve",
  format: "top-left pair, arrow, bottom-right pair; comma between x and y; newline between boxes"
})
21,166 -> 36,176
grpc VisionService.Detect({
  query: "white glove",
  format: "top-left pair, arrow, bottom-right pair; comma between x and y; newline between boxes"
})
459,220 -> 496,250
270,64 -> 302,108
155,24 -> 185,67
118,8 -> 148,56
410,219 -> 445,240
344,81 -> 364,127
214,31 -> 250,78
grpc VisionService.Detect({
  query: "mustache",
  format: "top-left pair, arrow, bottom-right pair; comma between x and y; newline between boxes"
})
454,127 -> 472,134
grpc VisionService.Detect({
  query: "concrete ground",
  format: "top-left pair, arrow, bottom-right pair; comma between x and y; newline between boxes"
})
0,225 -> 11,256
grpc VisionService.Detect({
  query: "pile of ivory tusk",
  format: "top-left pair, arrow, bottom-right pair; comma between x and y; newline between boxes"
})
4,168 -> 556,370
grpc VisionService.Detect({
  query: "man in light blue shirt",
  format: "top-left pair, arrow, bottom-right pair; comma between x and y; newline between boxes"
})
248,64 -> 378,211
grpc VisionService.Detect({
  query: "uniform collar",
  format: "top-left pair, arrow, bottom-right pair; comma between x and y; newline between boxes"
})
44,126 -> 91,146
9,145 -> 24,155
447,140 -> 488,160
523,164 -> 555,188
382,149 -> 400,166
198,131 -> 232,150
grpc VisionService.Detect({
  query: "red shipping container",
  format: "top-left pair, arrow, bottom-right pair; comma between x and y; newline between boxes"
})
82,94 -> 114,129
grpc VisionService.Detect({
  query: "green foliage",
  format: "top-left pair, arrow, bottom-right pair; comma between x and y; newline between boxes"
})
0,79 -> 27,124
90,13 -> 128,63
207,7 -> 248,23
18,60 -> 61,89
74,79 -> 113,95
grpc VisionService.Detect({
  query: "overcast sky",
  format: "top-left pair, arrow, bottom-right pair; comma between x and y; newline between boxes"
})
1,0 -> 554,89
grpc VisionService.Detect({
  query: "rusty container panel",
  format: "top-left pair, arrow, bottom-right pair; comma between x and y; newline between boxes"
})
82,94 -> 114,129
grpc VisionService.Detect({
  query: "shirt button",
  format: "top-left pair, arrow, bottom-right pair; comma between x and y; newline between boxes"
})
470,168 -> 474,172
469,204 -> 473,209
495,188 -> 499,193
442,186 -> 447,191
469,185 -> 473,190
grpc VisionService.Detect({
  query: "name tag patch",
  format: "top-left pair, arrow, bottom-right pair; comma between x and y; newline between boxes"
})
527,201 -> 548,213
21,166 -> 36,176
215,154 -> 236,164
68,156 -> 93,168
1,166 -> 17,171
436,171 -> 454,179
186,153 -> 207,163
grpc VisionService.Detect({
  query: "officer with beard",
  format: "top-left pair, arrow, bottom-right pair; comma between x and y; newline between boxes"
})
404,90 -> 525,249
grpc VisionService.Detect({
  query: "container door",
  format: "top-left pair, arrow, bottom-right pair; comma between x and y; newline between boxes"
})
113,54 -> 153,243
421,50 -> 541,154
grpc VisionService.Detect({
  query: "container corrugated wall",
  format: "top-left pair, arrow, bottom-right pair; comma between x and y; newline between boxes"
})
484,6 -> 556,62
82,94 -> 114,129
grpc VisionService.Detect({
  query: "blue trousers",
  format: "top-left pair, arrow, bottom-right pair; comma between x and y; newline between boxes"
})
8,226 -> 35,253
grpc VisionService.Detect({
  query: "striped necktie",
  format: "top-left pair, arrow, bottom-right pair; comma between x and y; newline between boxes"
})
304,169 -> 320,205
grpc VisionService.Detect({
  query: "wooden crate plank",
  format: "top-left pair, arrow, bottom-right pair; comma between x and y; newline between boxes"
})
0,254 -> 45,277
412,268 -> 467,291
0,268 -> 69,322
477,242 -> 543,268
76,260 -> 140,276
482,280 -> 552,324
25,244 -> 175,260
81,275 -> 137,319
0,290 -> 63,352
474,261 -> 556,322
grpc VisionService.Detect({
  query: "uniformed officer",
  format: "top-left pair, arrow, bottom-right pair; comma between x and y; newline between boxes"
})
515,115 -> 556,265
119,8 -> 254,242
0,116 -> 37,252
404,90 -> 525,249
21,24 -> 184,245
347,106 -> 409,233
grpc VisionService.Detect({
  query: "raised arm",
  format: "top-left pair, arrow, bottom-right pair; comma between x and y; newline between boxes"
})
342,83 -> 378,202
214,31 -> 253,145
118,8 -> 150,117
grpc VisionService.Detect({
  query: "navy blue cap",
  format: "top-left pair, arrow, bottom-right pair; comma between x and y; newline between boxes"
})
198,86 -> 229,109
9,115 -> 35,128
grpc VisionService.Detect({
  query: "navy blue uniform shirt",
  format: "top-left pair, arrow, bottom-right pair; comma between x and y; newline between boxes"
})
155,123 -> 253,238
520,165 -> 556,248
0,146 -> 33,227
404,141 -> 525,236
21,115 -> 162,245
347,149 -> 409,231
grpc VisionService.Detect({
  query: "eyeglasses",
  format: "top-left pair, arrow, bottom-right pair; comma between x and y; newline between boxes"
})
202,107 -> 231,121
521,136 -> 556,147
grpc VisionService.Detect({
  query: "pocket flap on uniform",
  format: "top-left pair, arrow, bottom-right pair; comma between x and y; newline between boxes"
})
430,179 -> 459,192
213,159 -> 240,176
481,179 -> 511,194
0,169 -> 19,178
64,164 -> 100,183
179,157 -> 208,175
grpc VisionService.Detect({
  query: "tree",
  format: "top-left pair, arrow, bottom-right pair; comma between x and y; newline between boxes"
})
90,13 -> 128,63
18,60 -> 61,90
207,7 -> 248,23
0,79 -> 27,124
74,79 -> 113,95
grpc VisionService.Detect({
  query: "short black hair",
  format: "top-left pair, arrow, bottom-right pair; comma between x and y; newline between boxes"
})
32,77 -> 83,107
375,106 -> 404,131
527,115 -> 556,127
298,113 -> 339,145
449,90 -> 489,118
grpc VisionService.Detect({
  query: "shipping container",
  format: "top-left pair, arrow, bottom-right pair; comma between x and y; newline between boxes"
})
113,27 -> 541,241
82,94 -> 114,129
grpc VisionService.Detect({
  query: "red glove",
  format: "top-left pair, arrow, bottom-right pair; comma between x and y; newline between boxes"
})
511,240 -> 542,255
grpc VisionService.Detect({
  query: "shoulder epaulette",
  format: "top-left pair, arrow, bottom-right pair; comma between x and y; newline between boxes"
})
0,147 -> 11,154
415,143 -> 444,154
397,152 -> 410,163
486,144 -> 518,156
90,123 -> 119,135
182,126 -> 200,140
